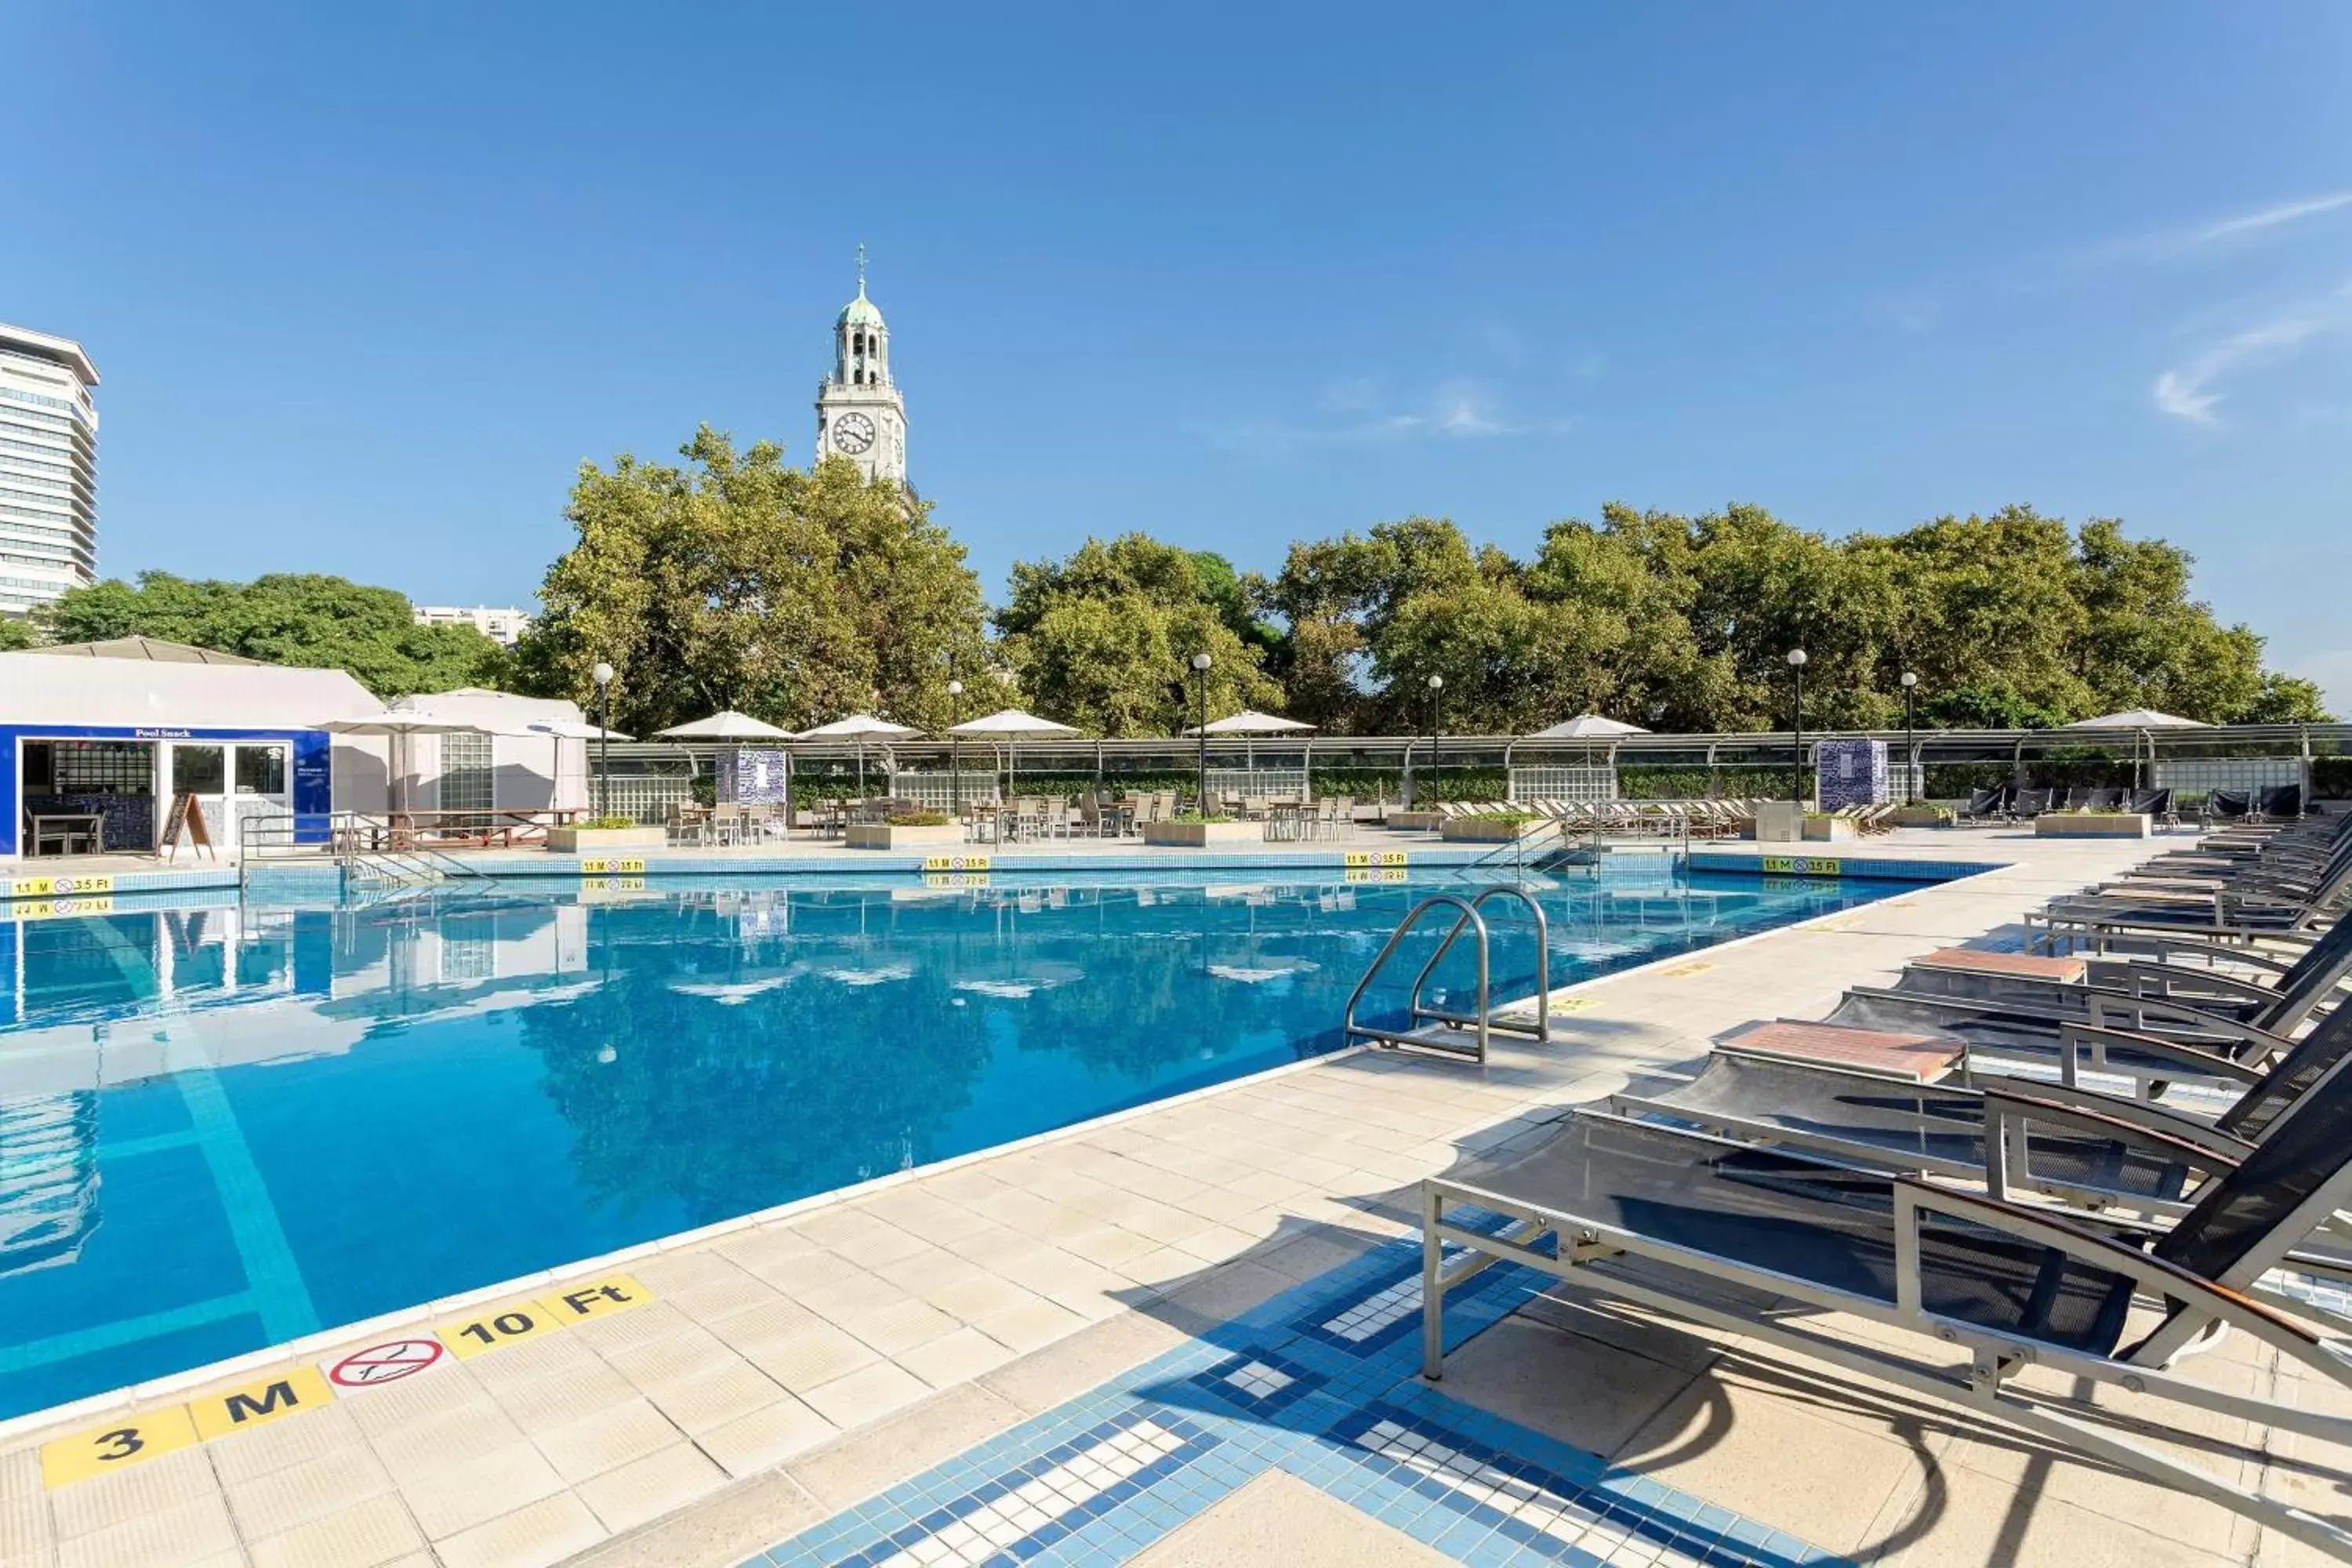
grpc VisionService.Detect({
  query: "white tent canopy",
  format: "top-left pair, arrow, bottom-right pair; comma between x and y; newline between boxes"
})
2068,709 -> 2209,730
653,710 -> 795,741
527,719 -> 633,742
797,713 -> 920,740
1531,713 -> 1650,739
1184,710 -> 1316,736
947,709 -> 1079,740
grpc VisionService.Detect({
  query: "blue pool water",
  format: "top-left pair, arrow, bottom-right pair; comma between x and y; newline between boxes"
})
0,863 -> 1904,1418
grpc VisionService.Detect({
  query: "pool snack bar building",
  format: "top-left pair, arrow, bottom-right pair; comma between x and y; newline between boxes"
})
0,637 -> 591,858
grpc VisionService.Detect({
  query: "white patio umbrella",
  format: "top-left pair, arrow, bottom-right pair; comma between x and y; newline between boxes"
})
525,719 -> 632,815
2066,709 -> 2208,730
1181,710 -> 1319,785
948,708 -> 1081,795
315,712 -> 488,819
2068,710 -> 2208,788
1182,710 -> 1317,736
1530,713 -> 1650,739
652,710 -> 797,741
797,713 -> 920,797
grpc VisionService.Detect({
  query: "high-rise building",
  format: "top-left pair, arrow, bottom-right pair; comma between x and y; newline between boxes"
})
412,604 -> 535,646
812,248 -> 909,486
0,323 -> 100,617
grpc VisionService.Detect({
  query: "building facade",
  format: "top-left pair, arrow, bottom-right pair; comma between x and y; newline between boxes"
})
412,604 -> 535,646
0,324 -> 100,617
812,250 -> 909,485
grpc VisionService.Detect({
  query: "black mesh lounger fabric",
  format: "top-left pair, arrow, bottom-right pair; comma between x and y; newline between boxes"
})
1641,1054 -> 2199,1203
1473,1114 -> 2141,1356
1829,989 -> 2256,1073
2216,1001 -> 2352,1138
2158,1048 -> 2352,1281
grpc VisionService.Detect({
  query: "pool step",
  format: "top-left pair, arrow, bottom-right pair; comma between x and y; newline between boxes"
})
1350,1020 -> 1535,1061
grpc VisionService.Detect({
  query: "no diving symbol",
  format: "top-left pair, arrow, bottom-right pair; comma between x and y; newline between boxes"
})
326,1338 -> 446,1389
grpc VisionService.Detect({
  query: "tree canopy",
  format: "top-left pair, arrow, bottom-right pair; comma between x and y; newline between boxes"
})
993,534 -> 1283,736
29,571 -> 507,697
516,427 -> 999,735
1251,503 -> 2327,734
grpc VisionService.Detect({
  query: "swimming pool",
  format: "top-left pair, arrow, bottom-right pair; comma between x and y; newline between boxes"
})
0,862 -> 1905,1419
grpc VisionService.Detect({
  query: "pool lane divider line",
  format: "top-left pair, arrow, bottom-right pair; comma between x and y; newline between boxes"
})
34,1272 -> 652,1490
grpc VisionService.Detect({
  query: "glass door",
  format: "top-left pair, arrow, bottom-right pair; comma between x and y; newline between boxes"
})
165,743 -> 227,852
232,743 -> 291,852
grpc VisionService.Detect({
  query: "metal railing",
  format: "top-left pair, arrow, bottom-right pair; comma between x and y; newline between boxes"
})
1342,887 -> 1552,1064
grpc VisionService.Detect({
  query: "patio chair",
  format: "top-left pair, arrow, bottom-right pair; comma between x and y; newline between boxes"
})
710,804 -> 743,847
1958,786 -> 2009,823
2008,786 -> 2056,819
2205,789 -> 2256,822
2259,784 -> 2308,822
1420,1074 -> 2352,1556
2129,786 -> 2177,825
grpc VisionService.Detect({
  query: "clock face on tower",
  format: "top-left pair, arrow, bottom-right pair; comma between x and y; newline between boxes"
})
831,412 -> 877,454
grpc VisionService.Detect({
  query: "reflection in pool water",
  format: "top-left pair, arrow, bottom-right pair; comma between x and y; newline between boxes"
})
0,864 -> 1900,1417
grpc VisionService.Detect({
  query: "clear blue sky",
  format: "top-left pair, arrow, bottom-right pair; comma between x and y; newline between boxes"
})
6,4 -> 2350,707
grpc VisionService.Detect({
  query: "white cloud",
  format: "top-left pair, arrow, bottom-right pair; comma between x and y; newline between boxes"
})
1200,376 -> 1560,453
2195,192 -> 2352,246
2152,281 -> 2352,426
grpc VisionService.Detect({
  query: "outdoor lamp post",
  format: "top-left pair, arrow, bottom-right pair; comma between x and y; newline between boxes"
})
947,678 -> 964,815
1190,652 -> 1212,811
1427,674 -> 1444,800
1785,648 -> 1809,807
1900,670 -> 1919,804
591,661 -> 615,818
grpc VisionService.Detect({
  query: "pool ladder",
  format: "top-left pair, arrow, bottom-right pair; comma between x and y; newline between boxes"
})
1342,887 -> 1551,1064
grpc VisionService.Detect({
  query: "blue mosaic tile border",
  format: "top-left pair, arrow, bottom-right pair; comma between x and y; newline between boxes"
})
751,1218 -> 1853,1568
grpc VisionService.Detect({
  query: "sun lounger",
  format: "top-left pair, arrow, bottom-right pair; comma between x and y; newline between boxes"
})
1420,1067 -> 2352,1555
1820,985 -> 2279,1093
1609,996 -> 2352,1221
1958,786 -> 2009,823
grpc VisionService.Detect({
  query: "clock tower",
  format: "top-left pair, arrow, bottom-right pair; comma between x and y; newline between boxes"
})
814,246 -> 908,485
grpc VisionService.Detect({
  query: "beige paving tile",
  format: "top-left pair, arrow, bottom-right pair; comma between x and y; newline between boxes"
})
920,1269 -> 1045,1324
792,1268 -> 913,1320
575,1441 -> 728,1534
207,1399 -> 373,1487
531,1396 -> 687,1485
565,1472 -> 823,1568
978,1310 -> 1190,1416
971,1296 -> 1091,1355
431,1490 -> 604,1568
797,1359 -> 931,1431
54,1489 -> 240,1568
339,1363 -> 503,1437
483,1360 -> 641,1430
896,1325 -> 1018,1388
0,1488 -> 53,1566
699,1294 -> 820,1349
398,1439 -> 567,1541
49,1442 -> 221,1541
248,1491 -> 426,1568
739,1320 -> 881,1391
695,1394 -> 840,1478
224,1442 -> 398,1541
644,1361 -> 793,1436
842,1296 -> 962,1356
366,1400 -> 530,1478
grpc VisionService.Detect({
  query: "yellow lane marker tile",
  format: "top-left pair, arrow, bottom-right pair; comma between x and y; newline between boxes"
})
41,1405 -> 200,1487
190,1367 -> 334,1440
437,1272 -> 653,1358
1658,961 -> 1716,978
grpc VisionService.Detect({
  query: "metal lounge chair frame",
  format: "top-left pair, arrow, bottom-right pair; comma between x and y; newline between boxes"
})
1421,1109 -> 2352,1556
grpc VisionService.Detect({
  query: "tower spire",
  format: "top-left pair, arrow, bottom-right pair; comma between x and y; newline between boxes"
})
856,241 -> 867,297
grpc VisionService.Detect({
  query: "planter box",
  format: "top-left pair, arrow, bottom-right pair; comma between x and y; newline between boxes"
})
1890,804 -> 1953,827
1748,801 -> 1806,843
2034,812 -> 2151,840
546,826 -> 667,852
1142,820 -> 1264,848
1802,815 -> 1856,842
1385,811 -> 1445,832
845,822 -> 967,850
1440,818 -> 1546,844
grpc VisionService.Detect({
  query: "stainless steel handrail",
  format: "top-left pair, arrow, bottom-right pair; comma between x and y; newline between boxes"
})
1342,892 -> 1492,1061
1406,884 -> 1552,1044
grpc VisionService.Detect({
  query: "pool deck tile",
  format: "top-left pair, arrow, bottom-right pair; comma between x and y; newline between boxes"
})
5,826 -> 2304,1567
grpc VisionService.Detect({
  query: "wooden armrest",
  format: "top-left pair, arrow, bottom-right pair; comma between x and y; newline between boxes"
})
1980,1083 -> 2242,1174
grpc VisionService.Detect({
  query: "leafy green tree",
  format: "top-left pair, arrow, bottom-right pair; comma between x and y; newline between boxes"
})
34,572 -> 506,697
0,617 -> 38,651
995,532 -> 1282,735
519,427 -> 998,735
